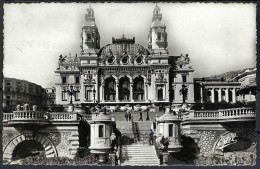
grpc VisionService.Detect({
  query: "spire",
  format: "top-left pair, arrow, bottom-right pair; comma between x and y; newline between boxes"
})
85,5 -> 95,22
152,4 -> 162,21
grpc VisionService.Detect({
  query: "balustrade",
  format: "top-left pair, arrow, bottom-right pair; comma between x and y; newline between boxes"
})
3,113 -> 14,122
12,111 -> 47,121
181,107 -> 255,121
49,112 -> 77,121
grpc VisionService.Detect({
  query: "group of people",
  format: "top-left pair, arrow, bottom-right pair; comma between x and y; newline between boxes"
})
124,110 -> 150,121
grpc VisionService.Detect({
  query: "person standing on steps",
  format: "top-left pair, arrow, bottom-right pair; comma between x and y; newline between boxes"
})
149,129 -> 154,145
146,110 -> 150,121
125,112 -> 128,121
128,110 -> 131,121
139,111 -> 143,121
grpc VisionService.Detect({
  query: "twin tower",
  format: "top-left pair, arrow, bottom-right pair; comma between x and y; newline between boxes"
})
81,5 -> 168,55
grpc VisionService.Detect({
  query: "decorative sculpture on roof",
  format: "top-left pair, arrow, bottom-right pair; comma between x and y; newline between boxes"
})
57,55 -> 67,69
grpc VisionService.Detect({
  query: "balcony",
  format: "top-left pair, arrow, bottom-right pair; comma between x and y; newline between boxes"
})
8,110 -> 49,126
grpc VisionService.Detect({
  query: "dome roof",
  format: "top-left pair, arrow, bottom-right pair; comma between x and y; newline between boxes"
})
156,110 -> 180,123
100,43 -> 148,56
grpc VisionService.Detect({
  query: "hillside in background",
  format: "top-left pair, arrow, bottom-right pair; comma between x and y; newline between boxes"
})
206,67 -> 255,80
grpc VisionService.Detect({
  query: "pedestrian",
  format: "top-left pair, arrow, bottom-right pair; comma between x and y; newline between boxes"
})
149,129 -> 154,145
146,110 -> 150,121
124,112 -> 128,121
128,110 -> 131,121
139,111 -> 143,121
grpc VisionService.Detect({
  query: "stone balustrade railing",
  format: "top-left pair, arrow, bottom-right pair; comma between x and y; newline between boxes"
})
182,107 -> 255,121
79,114 -> 93,121
11,111 -> 47,121
49,112 -> 77,121
3,113 -> 14,122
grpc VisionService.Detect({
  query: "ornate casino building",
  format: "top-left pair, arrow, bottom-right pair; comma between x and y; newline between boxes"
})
54,5 -> 194,108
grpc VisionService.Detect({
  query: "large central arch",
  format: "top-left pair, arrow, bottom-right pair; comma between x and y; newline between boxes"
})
3,134 -> 58,162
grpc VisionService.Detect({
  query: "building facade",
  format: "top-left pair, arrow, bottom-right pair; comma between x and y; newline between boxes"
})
55,5 -> 195,108
3,77 -> 44,112
43,87 -> 56,106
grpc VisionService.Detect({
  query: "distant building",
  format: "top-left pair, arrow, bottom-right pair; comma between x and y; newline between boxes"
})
3,77 -> 44,112
230,67 -> 256,102
43,87 -> 56,106
194,67 -> 256,104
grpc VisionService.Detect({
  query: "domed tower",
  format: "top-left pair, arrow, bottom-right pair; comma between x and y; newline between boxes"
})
80,5 -> 100,54
148,4 -> 168,54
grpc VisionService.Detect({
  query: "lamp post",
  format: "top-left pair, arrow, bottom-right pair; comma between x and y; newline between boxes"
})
67,85 -> 76,105
93,87 -> 96,108
67,85 -> 77,112
168,89 -> 172,111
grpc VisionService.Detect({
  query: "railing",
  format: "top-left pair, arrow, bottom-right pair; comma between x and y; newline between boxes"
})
118,136 -> 122,165
3,113 -> 14,122
79,114 -> 93,121
12,111 -> 47,121
182,107 -> 255,121
153,135 -> 162,165
49,112 -> 77,121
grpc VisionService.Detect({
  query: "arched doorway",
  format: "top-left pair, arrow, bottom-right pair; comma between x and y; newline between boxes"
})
12,140 -> 45,161
3,134 -> 57,162
133,76 -> 144,100
119,77 -> 130,100
104,77 -> 116,101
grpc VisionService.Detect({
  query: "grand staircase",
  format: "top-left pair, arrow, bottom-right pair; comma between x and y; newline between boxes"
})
120,143 -> 159,166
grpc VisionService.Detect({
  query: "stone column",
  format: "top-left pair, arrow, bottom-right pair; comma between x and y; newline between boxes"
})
155,85 -> 158,101
225,88 -> 229,102
101,84 -> 104,102
218,88 -> 222,102
130,83 -> 134,102
116,83 -> 119,102
200,86 -> 203,103
232,88 -> 236,103
145,84 -> 148,101
211,88 -> 215,103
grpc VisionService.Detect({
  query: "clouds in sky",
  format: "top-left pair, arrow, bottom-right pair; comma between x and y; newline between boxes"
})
4,3 -> 256,87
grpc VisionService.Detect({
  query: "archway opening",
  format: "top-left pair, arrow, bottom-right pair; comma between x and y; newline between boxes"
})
133,76 -> 144,100
119,77 -> 130,100
104,77 -> 116,101
12,140 -> 45,161
223,137 -> 252,152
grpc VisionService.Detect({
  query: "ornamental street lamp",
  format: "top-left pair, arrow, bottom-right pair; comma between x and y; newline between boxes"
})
67,85 -> 77,105
168,89 -> 172,111
179,84 -> 188,104
93,87 -> 96,108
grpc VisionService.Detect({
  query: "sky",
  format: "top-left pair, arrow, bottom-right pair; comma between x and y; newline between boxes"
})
3,3 -> 256,88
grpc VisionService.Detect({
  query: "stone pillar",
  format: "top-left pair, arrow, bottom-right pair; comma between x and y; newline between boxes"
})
232,88 -> 236,103
130,83 -> 134,102
163,152 -> 170,165
145,84 -> 148,101
200,86 -> 203,103
211,88 -> 215,103
109,153 -> 116,166
101,84 -> 104,102
225,88 -> 229,102
116,83 -> 119,102
155,85 -> 158,101
218,89 -> 222,102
